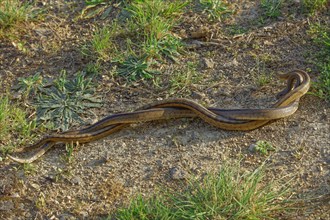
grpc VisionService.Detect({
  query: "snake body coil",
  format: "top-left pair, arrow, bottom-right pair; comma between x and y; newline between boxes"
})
8,70 -> 310,163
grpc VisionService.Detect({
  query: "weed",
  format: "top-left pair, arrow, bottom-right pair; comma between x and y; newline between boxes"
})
309,22 -> 330,49
143,35 -> 183,62
302,0 -> 328,14
0,95 -> 36,152
35,192 -> 46,210
84,62 -> 101,77
308,23 -> 330,101
0,0 -> 31,30
200,0 -> 231,21
35,71 -> 102,131
260,0 -> 282,19
12,40 -> 29,53
81,0 -> 114,19
22,163 -> 36,175
124,0 -> 187,60
13,72 -> 45,99
257,71 -> 273,87
117,55 -> 158,81
312,63 -> 330,101
251,56 -> 273,87
64,142 -> 77,163
114,162 -> 293,219
252,140 -> 276,155
53,167 -> 72,182
226,24 -> 248,35
170,61 -> 202,94
90,23 -> 118,60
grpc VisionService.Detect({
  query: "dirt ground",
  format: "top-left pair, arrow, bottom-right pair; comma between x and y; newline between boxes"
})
0,0 -> 329,219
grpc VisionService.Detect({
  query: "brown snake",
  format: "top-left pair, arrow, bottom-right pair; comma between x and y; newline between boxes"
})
7,70 -> 310,163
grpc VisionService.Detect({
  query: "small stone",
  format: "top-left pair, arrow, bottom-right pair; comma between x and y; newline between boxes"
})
71,176 -> 83,185
191,91 -> 204,99
217,88 -> 231,97
35,28 -> 52,37
25,212 -> 32,218
249,144 -> 257,153
0,201 -> 14,211
58,213 -> 75,220
201,58 -> 215,69
223,58 -> 239,67
30,183 -> 40,191
169,167 -> 187,180
79,211 -> 89,218
11,193 -> 20,198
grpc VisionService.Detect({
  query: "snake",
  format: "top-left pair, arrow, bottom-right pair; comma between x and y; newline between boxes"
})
7,70 -> 310,163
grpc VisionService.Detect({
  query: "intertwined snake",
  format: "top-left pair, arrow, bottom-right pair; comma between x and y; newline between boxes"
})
7,70 -> 310,163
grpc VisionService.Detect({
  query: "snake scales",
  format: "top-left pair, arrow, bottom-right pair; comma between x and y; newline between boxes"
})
7,70 -> 310,163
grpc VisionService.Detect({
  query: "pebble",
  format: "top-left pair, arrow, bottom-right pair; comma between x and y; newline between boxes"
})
0,200 -> 14,211
201,58 -> 215,69
169,167 -> 187,180
71,176 -> 83,185
30,183 -> 40,191
223,58 -> 239,67
248,144 -> 257,153
191,91 -> 204,99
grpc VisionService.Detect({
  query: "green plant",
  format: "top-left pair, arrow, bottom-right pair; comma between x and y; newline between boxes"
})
226,24 -> 248,35
309,23 -> 330,49
90,24 -> 118,60
200,0 -> 231,21
143,35 -> 182,62
302,0 -> 328,14
124,0 -> 187,60
0,0 -> 31,30
35,71 -> 102,131
35,192 -> 46,210
257,72 -> 273,87
0,95 -> 36,152
253,140 -> 276,155
22,163 -> 36,175
81,0 -> 114,19
308,23 -> 330,101
64,143 -> 76,163
312,63 -> 330,101
170,61 -> 202,94
84,62 -> 101,77
13,72 -> 45,99
117,55 -> 158,81
251,56 -> 273,87
114,162 -> 293,219
260,0 -> 282,19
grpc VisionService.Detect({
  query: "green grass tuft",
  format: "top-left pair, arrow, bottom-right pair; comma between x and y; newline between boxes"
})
0,95 -> 36,153
302,0 -> 328,14
114,162 -> 293,219
125,0 -> 187,61
313,63 -> 330,101
253,140 -> 276,155
170,61 -> 202,94
260,0 -> 282,19
0,0 -> 30,28
90,23 -> 118,61
308,22 -> 330,101
0,0 -> 33,37
199,0 -> 232,21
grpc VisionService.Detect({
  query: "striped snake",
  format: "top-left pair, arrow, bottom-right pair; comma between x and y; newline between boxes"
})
7,70 -> 310,163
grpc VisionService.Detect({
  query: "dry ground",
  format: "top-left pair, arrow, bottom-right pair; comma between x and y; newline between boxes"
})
0,0 -> 329,219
